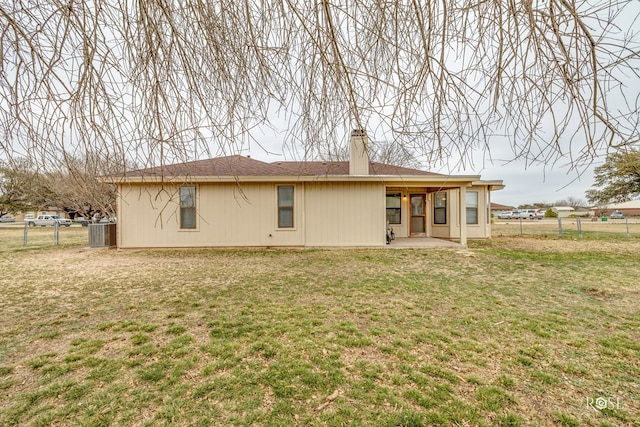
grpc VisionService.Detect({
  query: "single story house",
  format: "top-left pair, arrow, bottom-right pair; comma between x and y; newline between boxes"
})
490,202 -> 515,215
596,200 -> 640,217
552,206 -> 575,218
107,130 -> 504,248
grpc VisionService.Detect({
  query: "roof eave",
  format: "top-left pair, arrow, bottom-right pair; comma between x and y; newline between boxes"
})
473,180 -> 505,191
106,174 -> 482,184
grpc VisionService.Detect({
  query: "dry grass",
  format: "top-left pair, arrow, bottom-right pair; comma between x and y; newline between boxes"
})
0,227 -> 639,426
0,224 -> 88,253
493,217 -> 640,240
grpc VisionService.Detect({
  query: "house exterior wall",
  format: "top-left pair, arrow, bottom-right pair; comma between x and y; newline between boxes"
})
391,199 -> 409,238
617,208 -> 640,216
305,182 -> 385,246
384,188 -> 428,238
442,186 -> 491,239
552,207 -> 575,218
117,181 -> 386,248
387,186 -> 491,240
118,183 -> 304,248
431,190 -> 452,239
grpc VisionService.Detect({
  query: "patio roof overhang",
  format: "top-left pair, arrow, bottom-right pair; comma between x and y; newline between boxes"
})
473,180 -> 505,191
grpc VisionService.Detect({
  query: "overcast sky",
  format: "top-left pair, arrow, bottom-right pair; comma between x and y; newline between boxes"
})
450,160 -> 597,208
246,126 -> 599,208
241,0 -> 637,210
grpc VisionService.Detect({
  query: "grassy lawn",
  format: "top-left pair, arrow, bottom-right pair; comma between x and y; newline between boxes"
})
0,224 -> 88,253
492,218 -> 640,240
0,230 -> 639,426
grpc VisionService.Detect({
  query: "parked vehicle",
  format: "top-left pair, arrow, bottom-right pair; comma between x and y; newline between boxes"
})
497,211 -> 513,219
27,215 -> 73,227
0,216 -> 16,222
514,209 -> 543,220
74,217 -> 91,227
609,210 -> 624,219
75,214 -> 117,226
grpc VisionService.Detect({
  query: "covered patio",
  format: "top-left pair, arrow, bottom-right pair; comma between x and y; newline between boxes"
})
385,237 -> 463,249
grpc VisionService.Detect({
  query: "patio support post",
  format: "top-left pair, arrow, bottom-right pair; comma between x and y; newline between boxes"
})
459,186 -> 467,246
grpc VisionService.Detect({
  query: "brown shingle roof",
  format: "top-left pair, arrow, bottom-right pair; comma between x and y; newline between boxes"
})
123,156 -> 295,177
275,161 -> 440,176
490,202 -> 515,211
122,155 -> 442,178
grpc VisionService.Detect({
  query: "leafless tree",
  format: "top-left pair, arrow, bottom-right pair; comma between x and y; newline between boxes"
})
554,196 -> 587,208
320,138 -> 422,169
0,158 -> 54,214
46,153 -> 121,217
1,0 -> 639,178
0,154 -> 119,216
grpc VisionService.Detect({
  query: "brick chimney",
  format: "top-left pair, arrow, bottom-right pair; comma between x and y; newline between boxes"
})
349,129 -> 369,175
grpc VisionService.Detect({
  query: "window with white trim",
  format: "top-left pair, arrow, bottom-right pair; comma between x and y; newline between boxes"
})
466,191 -> 478,224
386,193 -> 401,224
434,192 -> 447,224
277,185 -> 294,228
180,186 -> 196,229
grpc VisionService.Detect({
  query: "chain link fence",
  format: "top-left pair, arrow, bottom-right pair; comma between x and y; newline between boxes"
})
0,222 -> 89,252
492,217 -> 640,239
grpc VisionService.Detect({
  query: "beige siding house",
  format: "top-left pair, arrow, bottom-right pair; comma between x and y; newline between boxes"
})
552,206 -> 576,218
109,131 -> 503,248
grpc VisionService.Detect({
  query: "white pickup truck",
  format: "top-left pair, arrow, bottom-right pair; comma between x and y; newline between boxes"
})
27,215 -> 73,227
513,209 -> 544,220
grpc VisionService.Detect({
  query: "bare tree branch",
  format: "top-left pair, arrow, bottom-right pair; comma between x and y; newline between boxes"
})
0,0 -> 637,180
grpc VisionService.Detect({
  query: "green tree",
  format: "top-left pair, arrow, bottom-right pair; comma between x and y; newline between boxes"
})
586,150 -> 640,205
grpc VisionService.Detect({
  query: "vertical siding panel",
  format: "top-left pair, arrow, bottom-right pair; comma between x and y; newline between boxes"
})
304,181 -> 384,247
464,186 -> 489,239
119,181 -> 387,248
118,182 -> 305,248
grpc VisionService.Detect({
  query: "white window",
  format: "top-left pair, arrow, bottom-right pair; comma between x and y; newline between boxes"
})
180,186 -> 196,229
466,191 -> 478,225
386,193 -> 401,224
277,185 -> 294,228
434,192 -> 447,224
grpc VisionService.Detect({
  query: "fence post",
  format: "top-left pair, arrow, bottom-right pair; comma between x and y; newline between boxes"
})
23,221 -> 28,246
558,217 -> 563,237
54,221 -> 59,245
626,218 -> 630,237
519,216 -> 523,236
577,217 -> 582,238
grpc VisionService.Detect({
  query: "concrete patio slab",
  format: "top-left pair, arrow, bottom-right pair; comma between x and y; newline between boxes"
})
386,237 -> 463,248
